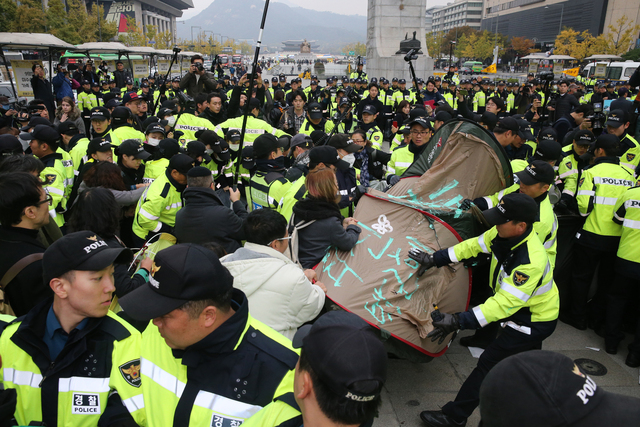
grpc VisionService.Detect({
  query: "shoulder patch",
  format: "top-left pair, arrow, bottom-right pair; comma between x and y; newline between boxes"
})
373,135 -> 381,142
119,359 -> 141,387
565,161 -> 572,169
579,178 -> 585,187
513,271 -> 530,286
627,153 -> 636,162
45,174 -> 57,185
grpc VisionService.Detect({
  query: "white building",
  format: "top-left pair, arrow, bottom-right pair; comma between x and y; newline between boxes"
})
431,0 -> 483,33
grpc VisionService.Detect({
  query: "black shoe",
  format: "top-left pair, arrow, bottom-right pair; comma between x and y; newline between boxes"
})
626,352 -> 640,368
605,341 -> 619,355
459,335 -> 491,349
559,312 -> 587,330
420,410 -> 466,427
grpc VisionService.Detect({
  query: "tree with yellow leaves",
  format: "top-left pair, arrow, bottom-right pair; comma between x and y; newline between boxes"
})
425,31 -> 445,58
598,16 -> 640,56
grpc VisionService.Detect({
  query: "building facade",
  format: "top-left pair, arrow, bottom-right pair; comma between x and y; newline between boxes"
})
431,0 -> 483,33
425,6 -> 442,33
480,0 -> 639,50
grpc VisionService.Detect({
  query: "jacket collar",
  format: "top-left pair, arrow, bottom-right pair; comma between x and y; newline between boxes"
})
0,225 -> 44,246
177,289 -> 250,365
594,156 -> 620,166
241,242 -> 292,264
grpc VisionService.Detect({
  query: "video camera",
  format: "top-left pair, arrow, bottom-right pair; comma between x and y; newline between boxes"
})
587,102 -> 606,132
536,71 -> 555,82
343,86 -> 361,104
404,49 -> 419,62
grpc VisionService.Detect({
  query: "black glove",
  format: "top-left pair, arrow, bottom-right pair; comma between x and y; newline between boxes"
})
387,174 -> 400,186
408,248 -> 435,276
460,198 -> 474,210
427,311 -> 460,345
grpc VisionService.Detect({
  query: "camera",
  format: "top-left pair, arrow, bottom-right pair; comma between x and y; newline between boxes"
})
173,46 -> 182,54
404,49 -> 419,62
536,71 -> 555,82
587,102 -> 606,131
343,86 -> 361,104
195,62 -> 205,72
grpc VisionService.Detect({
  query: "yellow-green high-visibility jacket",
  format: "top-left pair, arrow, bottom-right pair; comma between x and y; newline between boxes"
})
295,118 -> 335,137
215,116 -> 286,145
619,133 -> 640,173
0,299 -> 145,427
142,158 -> 169,184
112,125 -> 145,148
278,177 -> 307,222
56,147 -> 74,198
243,392 -> 301,427
576,157 -> 634,250
139,289 -> 298,427
392,89 -> 415,107
443,225 -> 559,327
613,186 -> 640,266
249,169 -> 291,211
38,153 -> 67,227
77,90 -> 93,112
386,145 -> 414,177
174,113 -> 215,146
506,92 -> 515,113
133,170 -> 184,239
69,137 -> 90,179
363,125 -> 384,150
473,90 -> 486,113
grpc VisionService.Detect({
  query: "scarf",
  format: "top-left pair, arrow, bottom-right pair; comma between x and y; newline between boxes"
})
292,196 -> 344,222
356,149 -> 370,187
255,157 -> 286,173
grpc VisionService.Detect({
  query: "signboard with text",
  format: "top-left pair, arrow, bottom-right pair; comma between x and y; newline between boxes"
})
132,59 -> 148,79
11,60 -> 43,97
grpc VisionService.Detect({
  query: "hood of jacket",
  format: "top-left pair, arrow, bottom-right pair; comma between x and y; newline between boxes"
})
292,196 -> 343,222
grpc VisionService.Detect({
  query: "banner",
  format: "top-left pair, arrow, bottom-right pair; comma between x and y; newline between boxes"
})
552,63 -> 564,75
528,62 -> 539,74
482,63 -> 496,74
171,61 -> 181,75
564,67 -> 580,77
11,60 -> 43,97
181,59 -> 191,75
594,63 -> 607,78
132,59 -> 148,79
157,60 -> 170,74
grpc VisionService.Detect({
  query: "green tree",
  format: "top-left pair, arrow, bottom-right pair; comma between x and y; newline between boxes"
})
86,4 -> 117,42
119,16 -> 147,46
598,16 -> 640,55
0,0 -> 17,32
425,31 -> 444,58
12,0 -> 46,32
342,42 -> 366,57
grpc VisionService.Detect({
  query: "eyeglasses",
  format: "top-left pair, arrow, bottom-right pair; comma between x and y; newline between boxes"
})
267,235 -> 292,246
36,193 -> 53,207
410,130 -> 431,136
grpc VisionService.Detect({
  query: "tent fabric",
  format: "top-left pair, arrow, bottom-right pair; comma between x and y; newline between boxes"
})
0,33 -> 76,50
316,119 -> 512,358
73,42 -> 133,54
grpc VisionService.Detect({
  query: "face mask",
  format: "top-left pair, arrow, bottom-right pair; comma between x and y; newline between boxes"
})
229,143 -> 240,151
1,104 -> 9,110
342,153 -> 355,168
147,138 -> 160,146
205,148 -> 214,156
166,116 -> 176,127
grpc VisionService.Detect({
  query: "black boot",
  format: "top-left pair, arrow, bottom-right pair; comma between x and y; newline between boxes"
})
420,410 -> 466,427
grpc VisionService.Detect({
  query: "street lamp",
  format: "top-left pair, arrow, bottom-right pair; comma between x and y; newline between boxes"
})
191,26 -> 202,44
544,4 -> 565,36
449,40 -> 456,71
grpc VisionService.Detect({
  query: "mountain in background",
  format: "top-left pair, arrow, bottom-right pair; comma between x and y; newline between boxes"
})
178,0 -> 366,53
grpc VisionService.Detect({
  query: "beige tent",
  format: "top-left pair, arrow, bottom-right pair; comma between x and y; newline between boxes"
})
316,120 -> 513,360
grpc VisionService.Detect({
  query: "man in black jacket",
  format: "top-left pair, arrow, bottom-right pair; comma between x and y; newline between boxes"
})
0,172 -> 52,316
174,166 -> 248,253
30,64 -> 55,119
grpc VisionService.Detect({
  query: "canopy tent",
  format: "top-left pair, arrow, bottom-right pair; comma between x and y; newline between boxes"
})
0,32 -> 77,99
547,55 -> 576,60
520,54 -> 549,60
74,42 -> 137,77
316,120 -> 513,361
584,54 -> 623,61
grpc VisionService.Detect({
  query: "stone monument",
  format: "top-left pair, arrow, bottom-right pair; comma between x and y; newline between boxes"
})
300,39 -> 311,54
366,0 -> 433,81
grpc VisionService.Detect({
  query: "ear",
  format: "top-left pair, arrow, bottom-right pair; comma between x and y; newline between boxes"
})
23,205 -> 38,220
50,277 -> 69,299
541,183 -> 551,193
200,305 -> 218,328
296,370 -> 314,400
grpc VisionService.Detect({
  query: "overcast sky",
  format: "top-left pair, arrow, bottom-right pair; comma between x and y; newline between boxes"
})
181,0 -> 453,20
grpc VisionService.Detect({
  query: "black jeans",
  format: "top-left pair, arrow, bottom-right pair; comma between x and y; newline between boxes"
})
569,242 -> 616,323
442,320 -> 557,422
606,272 -> 640,352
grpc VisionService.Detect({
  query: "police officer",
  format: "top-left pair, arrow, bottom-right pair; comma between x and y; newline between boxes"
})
216,98 -> 285,144
132,153 -> 194,246
563,134 -> 635,331
298,102 -> 335,136
387,116 -> 433,182
558,130 -> 596,202
23,125 -> 67,227
411,192 -> 558,427
349,62 -> 368,80
0,231 -> 144,427
111,106 -> 146,146
605,109 -> 640,172
249,134 -> 291,210
118,243 -> 298,426
607,185 -> 640,362
359,104 -> 384,150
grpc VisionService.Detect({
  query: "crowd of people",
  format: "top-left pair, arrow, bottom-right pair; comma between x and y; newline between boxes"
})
0,53 -> 639,426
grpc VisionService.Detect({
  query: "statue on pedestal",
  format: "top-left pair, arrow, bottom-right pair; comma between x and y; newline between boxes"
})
300,39 -> 311,53
396,31 -> 422,55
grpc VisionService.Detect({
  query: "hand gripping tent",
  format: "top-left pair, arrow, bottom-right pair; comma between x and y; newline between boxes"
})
316,119 -> 513,361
